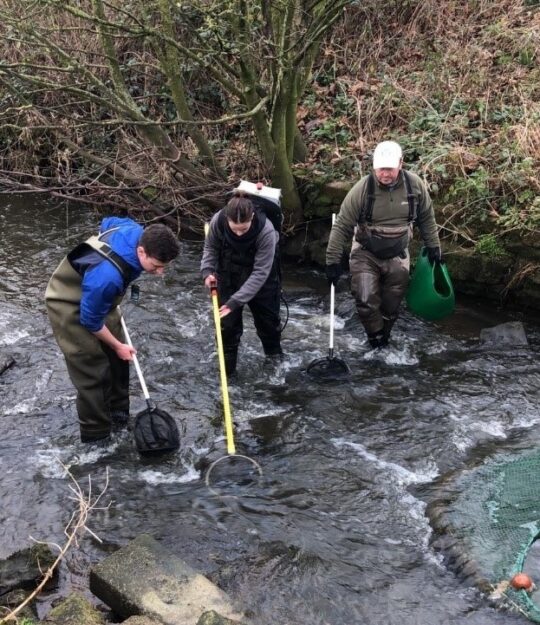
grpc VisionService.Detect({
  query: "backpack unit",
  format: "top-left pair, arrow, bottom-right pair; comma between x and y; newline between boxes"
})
361,170 -> 417,225
234,180 -> 283,237
354,171 -> 418,260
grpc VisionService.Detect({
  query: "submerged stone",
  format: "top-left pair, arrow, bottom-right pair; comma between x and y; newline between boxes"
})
479,321 -> 528,347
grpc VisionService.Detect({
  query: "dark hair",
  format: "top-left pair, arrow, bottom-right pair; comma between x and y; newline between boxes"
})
139,224 -> 180,262
224,192 -> 254,224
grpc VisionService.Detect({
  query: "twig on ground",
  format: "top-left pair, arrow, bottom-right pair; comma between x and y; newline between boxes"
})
0,461 -> 110,624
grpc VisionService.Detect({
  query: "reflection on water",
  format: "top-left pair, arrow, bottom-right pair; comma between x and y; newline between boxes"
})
0,195 -> 538,624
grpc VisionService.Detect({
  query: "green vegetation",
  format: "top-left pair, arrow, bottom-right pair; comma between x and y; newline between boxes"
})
475,233 -> 509,258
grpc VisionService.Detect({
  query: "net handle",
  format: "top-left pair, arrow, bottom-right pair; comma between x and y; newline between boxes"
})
120,312 -> 151,401
328,213 -> 336,356
205,222 -> 236,455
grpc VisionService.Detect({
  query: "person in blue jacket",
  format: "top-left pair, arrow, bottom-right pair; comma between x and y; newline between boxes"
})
45,217 -> 180,445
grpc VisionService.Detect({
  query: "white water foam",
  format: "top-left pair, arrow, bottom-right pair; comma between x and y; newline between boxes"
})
332,437 -> 443,567
31,437 -> 122,475
32,448 -> 71,478
235,400 -> 291,423
363,342 -> 419,366
0,328 -> 29,346
138,464 -> 199,484
332,438 -> 439,485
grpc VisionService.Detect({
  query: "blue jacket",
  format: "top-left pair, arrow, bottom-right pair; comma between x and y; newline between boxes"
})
80,217 -> 144,331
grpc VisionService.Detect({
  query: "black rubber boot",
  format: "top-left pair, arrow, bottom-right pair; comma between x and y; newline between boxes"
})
80,432 -> 112,446
367,330 -> 384,349
110,409 -> 130,430
380,317 -> 396,348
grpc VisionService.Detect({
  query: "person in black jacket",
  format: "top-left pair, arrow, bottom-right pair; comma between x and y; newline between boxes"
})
201,192 -> 282,374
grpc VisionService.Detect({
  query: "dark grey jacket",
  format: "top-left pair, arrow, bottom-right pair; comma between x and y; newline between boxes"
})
201,212 -> 278,311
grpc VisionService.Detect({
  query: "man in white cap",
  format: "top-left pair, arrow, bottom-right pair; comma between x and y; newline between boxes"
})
325,140 -> 442,348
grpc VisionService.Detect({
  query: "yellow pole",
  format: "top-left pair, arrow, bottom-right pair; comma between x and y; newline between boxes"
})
205,223 -> 236,455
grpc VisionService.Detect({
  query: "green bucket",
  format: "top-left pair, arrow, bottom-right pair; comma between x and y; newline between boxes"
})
406,247 -> 455,320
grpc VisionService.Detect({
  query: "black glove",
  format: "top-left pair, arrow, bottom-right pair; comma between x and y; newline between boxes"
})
325,263 -> 343,287
426,247 -> 443,265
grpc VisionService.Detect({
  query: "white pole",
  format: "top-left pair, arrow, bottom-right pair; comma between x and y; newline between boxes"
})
120,313 -> 150,401
329,213 -> 336,356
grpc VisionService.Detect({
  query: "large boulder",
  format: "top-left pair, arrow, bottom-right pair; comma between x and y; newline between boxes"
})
90,534 -> 245,625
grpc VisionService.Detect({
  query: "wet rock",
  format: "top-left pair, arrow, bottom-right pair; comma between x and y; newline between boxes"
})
0,355 -> 15,376
479,321 -> 528,347
44,592 -> 105,625
0,588 -> 38,621
197,609 -> 247,625
123,617 -> 162,625
0,543 -> 56,595
89,534 -> 244,625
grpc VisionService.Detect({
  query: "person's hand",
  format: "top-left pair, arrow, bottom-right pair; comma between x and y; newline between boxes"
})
116,343 -> 136,361
325,263 -> 343,287
426,247 -> 443,265
219,305 -> 231,318
204,274 -> 217,289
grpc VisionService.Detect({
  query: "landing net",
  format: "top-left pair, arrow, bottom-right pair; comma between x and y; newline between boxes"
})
434,450 -> 540,622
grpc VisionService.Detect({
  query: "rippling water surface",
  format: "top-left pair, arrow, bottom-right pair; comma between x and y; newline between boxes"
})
1,196 -> 538,624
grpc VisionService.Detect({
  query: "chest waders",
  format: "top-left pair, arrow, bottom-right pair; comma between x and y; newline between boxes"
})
350,172 -> 417,348
45,231 -> 132,442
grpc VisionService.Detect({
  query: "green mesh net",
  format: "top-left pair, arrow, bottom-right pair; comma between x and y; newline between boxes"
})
435,450 -> 540,622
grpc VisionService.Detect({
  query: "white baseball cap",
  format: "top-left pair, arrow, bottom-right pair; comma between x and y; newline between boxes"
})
372,141 -> 403,169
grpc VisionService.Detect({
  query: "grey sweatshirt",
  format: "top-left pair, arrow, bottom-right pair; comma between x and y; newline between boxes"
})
201,212 -> 278,311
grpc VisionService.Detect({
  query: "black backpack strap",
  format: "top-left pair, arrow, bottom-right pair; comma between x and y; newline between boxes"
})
67,227 -> 133,287
402,170 -> 417,223
360,172 -> 417,225
77,228 -> 132,285
360,173 -> 376,225
92,240 -> 132,284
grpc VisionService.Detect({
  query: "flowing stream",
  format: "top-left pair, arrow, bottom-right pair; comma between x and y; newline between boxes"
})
1,195 -> 539,624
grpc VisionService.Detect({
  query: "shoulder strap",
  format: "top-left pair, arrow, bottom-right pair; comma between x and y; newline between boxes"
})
250,196 -> 282,235
360,174 -> 376,224
402,170 -> 417,223
85,233 -> 132,284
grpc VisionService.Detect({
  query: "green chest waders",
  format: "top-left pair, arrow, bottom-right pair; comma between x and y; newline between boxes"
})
45,255 -> 126,440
